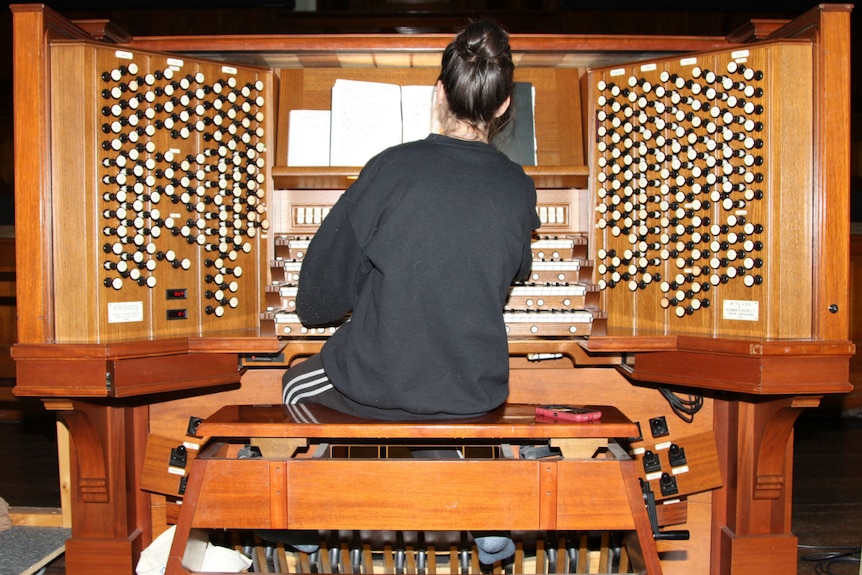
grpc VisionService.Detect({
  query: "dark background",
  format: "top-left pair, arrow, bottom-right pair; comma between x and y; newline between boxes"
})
0,0 -> 859,226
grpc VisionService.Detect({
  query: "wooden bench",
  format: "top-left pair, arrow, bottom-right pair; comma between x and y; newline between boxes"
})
165,403 -> 664,575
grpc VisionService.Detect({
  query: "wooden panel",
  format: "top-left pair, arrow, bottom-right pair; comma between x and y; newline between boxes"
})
15,356 -> 113,396
719,528 -> 797,575
508,363 -> 716,435
48,40 -> 272,344
767,42 -> 814,338
631,430 -> 723,502
110,353 -> 241,397
555,459 -> 636,530
769,6 -> 853,343
284,460 -> 542,531
657,494 -> 712,574
556,67 -> 586,166
197,403 -> 640,440
0,237 -> 15,378
511,67 -> 584,168
12,7 -> 58,345
140,434 -> 204,497
631,348 -> 852,394
64,537 -> 137,575
50,42 -> 105,340
148,367 -> 281,439
589,41 -> 814,340
13,348 -> 243,397
190,458 -> 274,529
275,66 -> 586,171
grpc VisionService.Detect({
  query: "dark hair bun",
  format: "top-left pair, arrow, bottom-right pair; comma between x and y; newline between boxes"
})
438,20 -> 514,140
457,21 -> 511,65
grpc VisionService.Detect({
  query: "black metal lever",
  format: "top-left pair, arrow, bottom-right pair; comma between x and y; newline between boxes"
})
640,478 -> 690,541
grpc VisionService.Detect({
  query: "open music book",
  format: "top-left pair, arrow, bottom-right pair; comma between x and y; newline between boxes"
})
330,79 -> 435,166
288,79 -> 535,167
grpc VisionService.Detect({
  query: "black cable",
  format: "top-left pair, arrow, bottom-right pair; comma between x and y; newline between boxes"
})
658,387 -> 703,423
799,544 -> 860,575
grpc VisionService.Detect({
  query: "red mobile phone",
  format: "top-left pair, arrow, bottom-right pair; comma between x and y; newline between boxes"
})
535,404 -> 602,422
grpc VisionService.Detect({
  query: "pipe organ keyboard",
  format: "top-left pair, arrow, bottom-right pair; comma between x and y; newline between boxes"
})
262,189 -> 606,339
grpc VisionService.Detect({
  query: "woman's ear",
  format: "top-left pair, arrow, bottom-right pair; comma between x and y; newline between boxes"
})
434,80 -> 446,104
494,95 -> 512,118
431,81 -> 446,134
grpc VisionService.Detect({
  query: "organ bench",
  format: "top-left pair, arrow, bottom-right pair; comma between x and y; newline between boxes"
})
165,403 -> 668,575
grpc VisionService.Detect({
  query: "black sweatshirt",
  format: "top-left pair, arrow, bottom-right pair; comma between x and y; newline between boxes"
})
296,133 -> 540,419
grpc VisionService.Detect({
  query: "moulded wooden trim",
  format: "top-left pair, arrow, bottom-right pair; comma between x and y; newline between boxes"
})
584,335 -> 856,358
69,19 -> 134,43
197,403 -> 640,440
628,350 -> 853,395
726,19 -> 793,43
126,33 -> 736,58
272,165 -> 589,190
11,331 -> 283,360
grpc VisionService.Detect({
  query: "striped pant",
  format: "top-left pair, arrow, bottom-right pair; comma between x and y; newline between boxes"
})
280,353 -> 355,422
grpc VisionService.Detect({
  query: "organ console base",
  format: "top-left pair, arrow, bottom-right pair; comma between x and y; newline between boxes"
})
718,530 -> 797,575
64,535 -> 143,575
163,403 -> 663,575
39,400 -> 150,575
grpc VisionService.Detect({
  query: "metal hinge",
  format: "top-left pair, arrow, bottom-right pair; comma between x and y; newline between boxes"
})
105,371 -> 113,394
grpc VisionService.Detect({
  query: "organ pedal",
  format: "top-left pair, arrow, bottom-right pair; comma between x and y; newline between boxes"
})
210,529 -> 644,574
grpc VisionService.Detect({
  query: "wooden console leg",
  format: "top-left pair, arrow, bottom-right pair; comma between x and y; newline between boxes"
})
713,396 -> 819,575
619,454 -> 663,575
165,451 -> 212,575
43,400 -> 149,575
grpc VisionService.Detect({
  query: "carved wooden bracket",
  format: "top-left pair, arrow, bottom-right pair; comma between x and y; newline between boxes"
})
754,396 -> 821,499
45,400 -> 110,503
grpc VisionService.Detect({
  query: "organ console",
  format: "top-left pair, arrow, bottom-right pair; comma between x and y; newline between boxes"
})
9,3 -> 855,575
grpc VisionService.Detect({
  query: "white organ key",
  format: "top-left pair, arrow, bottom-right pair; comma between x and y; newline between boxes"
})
509,284 -> 587,297
273,312 -> 339,335
531,261 -> 581,271
279,285 -> 298,297
503,310 -> 595,336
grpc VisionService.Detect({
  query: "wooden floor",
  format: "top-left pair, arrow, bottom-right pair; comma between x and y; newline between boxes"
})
1,397 -> 860,575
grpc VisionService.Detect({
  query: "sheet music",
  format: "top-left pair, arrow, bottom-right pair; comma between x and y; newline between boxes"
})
401,85 -> 434,143
287,110 -> 331,166
330,79 -> 403,166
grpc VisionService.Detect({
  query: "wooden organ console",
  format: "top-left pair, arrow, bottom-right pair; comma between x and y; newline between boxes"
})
9,3 -> 854,575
